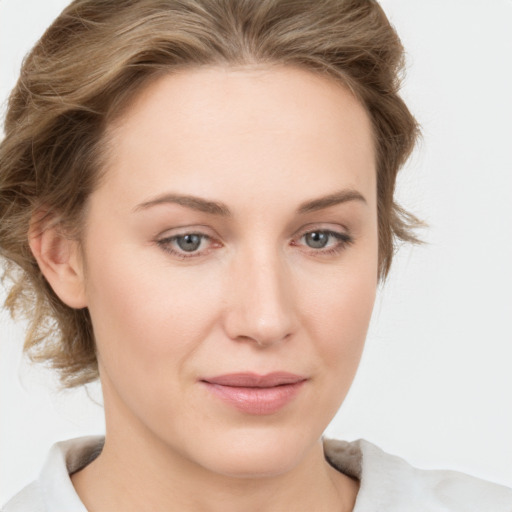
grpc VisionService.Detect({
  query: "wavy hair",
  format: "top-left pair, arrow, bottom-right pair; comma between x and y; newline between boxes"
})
0,0 -> 421,387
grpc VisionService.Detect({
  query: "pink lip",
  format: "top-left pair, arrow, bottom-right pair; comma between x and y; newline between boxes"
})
201,372 -> 307,415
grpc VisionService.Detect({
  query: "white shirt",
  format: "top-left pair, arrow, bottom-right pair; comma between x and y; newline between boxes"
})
3,436 -> 512,511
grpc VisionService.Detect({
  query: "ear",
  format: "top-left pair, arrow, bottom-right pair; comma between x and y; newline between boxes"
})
29,220 -> 87,309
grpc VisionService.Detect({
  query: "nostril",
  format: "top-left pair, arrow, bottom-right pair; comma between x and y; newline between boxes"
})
222,263 -> 297,346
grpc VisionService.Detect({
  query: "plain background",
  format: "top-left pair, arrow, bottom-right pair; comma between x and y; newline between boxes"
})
1,0 -> 511,504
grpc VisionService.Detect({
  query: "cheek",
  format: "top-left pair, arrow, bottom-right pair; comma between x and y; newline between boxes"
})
83,244 -> 223,373
315,280 -> 375,365
301,250 -> 378,373
302,269 -> 377,423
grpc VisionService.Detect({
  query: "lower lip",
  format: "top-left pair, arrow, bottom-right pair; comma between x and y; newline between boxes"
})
202,381 -> 306,415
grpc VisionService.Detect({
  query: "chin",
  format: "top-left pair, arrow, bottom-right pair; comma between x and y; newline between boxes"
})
187,426 -> 321,479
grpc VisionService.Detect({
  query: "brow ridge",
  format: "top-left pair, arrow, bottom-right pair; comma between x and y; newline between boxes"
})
134,194 -> 231,216
297,189 -> 366,214
134,188 -> 366,216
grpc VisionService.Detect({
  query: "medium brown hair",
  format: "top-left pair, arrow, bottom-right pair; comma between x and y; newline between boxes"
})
0,0 -> 421,387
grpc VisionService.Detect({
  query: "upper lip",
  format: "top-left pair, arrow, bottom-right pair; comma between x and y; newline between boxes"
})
202,372 -> 307,388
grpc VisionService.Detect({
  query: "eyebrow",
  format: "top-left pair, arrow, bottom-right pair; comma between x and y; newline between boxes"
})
297,189 -> 367,214
134,193 -> 231,216
134,188 -> 366,216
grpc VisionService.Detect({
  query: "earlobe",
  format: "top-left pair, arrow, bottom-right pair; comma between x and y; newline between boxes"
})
28,221 -> 88,309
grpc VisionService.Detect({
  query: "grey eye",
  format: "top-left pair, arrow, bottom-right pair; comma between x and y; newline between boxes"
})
304,231 -> 329,249
176,234 -> 203,252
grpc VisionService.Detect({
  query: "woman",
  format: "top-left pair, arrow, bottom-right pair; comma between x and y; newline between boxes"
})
1,0 -> 511,510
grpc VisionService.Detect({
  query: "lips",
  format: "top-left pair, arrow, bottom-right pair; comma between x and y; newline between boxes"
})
203,372 -> 306,387
200,372 -> 307,415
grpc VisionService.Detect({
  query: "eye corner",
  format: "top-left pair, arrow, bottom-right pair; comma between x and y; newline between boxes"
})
155,230 -> 221,260
292,227 -> 354,256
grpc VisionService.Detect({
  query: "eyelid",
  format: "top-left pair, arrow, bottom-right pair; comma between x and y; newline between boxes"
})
292,222 -> 351,241
155,227 -> 221,259
292,225 -> 354,255
154,224 -> 353,260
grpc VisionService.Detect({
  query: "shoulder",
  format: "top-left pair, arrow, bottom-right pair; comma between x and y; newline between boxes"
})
1,436 -> 103,512
1,481 -> 45,512
324,438 -> 512,512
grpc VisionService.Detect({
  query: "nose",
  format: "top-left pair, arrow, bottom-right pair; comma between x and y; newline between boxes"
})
222,249 -> 298,347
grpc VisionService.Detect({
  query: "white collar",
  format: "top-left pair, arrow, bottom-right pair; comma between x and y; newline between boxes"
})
4,436 -> 512,511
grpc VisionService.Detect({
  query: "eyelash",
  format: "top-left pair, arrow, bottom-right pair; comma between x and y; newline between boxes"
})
156,232 -> 216,260
295,230 -> 354,256
156,229 -> 354,260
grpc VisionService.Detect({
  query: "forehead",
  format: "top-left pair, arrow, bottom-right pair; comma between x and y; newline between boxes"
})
100,65 -> 376,208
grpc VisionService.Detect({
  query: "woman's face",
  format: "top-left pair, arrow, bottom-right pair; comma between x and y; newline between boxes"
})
79,65 -> 378,476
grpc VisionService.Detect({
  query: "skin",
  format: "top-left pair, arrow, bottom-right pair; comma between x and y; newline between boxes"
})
32,65 -> 378,511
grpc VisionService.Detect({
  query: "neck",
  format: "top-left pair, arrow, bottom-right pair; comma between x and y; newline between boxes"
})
71,380 -> 358,512
72,428 -> 358,512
